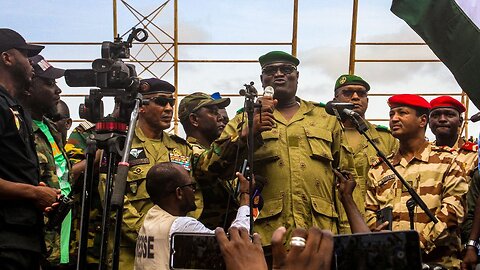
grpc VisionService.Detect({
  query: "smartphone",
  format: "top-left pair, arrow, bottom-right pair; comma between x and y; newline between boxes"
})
375,206 -> 393,230
332,230 -> 421,270
170,232 -> 225,270
170,231 -> 422,270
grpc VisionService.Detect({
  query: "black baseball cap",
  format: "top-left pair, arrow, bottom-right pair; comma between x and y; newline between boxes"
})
30,55 -> 65,79
0,28 -> 44,57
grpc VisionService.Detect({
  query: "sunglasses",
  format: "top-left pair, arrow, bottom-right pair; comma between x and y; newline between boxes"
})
338,89 -> 368,98
178,182 -> 197,192
262,65 -> 297,76
150,96 -> 175,107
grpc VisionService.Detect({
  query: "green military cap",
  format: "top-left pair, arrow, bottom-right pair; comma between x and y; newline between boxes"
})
334,74 -> 370,91
179,92 -> 230,122
258,51 -> 300,68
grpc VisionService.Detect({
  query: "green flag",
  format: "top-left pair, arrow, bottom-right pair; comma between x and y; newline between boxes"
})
391,0 -> 480,109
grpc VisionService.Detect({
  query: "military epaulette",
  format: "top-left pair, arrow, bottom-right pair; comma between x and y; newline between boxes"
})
374,124 -> 390,132
169,134 -> 189,145
431,144 -> 454,153
461,141 -> 479,152
236,107 -> 245,115
79,120 -> 95,132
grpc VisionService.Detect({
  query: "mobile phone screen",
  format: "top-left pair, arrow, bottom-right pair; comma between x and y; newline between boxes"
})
170,233 -> 225,270
332,230 -> 421,270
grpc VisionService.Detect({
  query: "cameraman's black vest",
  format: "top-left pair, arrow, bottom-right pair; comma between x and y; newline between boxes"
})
0,86 -> 43,253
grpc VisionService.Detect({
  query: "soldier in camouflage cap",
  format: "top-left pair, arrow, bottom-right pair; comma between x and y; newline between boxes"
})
179,92 -> 230,146
333,74 -> 398,216
366,94 -> 467,269
178,92 -> 233,227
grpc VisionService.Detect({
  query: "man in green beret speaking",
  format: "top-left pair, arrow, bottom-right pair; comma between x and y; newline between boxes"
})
215,51 -> 357,251
333,74 -> 398,216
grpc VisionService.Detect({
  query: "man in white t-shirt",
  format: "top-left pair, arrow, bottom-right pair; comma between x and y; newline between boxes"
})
134,162 -> 251,270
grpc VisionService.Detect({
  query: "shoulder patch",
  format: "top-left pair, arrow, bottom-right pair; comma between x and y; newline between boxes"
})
374,125 -> 390,132
462,141 -> 478,152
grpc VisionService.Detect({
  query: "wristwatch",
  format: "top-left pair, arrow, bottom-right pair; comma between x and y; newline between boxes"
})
465,239 -> 480,252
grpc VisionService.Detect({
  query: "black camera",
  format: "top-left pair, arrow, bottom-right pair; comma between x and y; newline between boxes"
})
64,28 -> 148,125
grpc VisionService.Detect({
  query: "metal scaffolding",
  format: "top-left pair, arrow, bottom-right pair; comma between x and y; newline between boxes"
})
347,0 -> 472,138
38,0 -> 299,134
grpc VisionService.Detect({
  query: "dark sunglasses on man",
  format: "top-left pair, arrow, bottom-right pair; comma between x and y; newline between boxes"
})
337,89 -> 368,98
262,65 -> 297,76
149,96 -> 176,107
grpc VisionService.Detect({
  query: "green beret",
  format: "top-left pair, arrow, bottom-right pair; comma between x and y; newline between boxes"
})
258,51 -> 300,68
178,92 -> 230,122
334,74 -> 370,91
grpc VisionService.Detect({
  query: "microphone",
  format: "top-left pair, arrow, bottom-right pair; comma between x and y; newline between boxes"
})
325,101 -> 356,118
263,86 -> 274,97
471,112 -> 480,123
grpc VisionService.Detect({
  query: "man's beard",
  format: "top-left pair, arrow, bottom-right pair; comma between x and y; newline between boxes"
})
10,64 -> 31,98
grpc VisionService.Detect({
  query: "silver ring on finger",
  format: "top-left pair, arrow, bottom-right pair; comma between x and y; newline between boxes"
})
290,236 -> 306,248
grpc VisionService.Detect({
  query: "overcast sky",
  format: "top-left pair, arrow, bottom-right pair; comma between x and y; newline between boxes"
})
4,0 -> 479,139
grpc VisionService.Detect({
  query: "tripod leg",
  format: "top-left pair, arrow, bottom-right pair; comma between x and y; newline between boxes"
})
76,138 -> 97,270
98,151 -> 119,270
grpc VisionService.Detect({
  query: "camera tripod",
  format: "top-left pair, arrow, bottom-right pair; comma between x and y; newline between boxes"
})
76,94 -> 143,270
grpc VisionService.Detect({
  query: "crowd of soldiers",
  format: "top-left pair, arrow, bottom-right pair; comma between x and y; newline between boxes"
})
1,28 -> 480,270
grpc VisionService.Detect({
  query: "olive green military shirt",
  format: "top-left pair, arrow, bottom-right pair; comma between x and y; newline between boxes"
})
99,125 -> 192,270
219,98 -> 357,245
343,121 -> 398,215
366,142 -> 468,269
186,136 -> 237,228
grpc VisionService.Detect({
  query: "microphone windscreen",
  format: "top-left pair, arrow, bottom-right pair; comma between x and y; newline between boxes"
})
264,86 -> 274,97
325,100 -> 336,116
324,101 -> 355,116
471,112 -> 480,123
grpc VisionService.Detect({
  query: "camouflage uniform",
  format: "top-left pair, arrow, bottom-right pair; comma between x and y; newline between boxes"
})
217,99 -> 356,245
64,120 -> 102,265
344,122 -> 398,215
99,125 -> 191,270
32,117 -> 76,266
187,136 -> 236,229
365,142 -> 468,269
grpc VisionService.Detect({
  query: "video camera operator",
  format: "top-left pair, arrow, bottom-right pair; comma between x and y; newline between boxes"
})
134,162 -> 251,270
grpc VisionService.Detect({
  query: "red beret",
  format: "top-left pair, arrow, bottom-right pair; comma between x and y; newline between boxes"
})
388,94 -> 431,110
429,96 -> 465,113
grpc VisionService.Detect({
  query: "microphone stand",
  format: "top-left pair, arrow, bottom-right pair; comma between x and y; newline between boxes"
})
239,82 -> 260,236
335,109 -> 438,226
